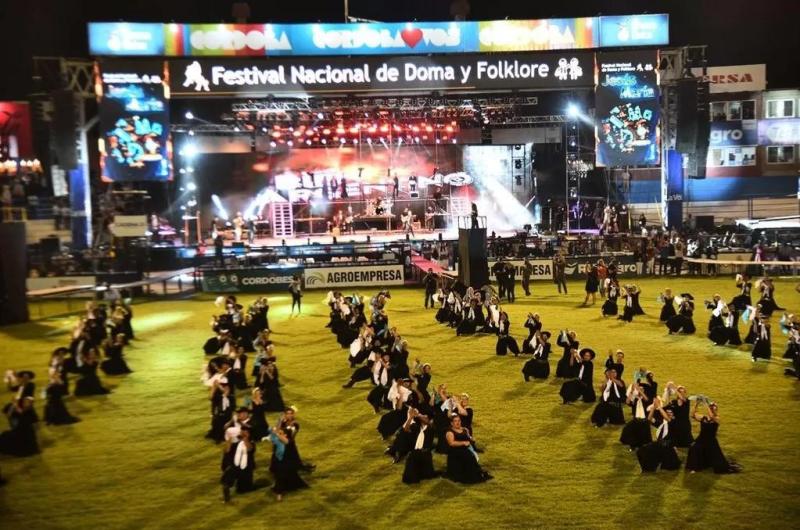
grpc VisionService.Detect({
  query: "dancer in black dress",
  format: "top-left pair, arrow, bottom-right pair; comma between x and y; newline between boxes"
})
257,361 -> 285,412
582,264 -> 599,306
521,313 -> 542,353
0,397 -> 39,457
618,285 -> 636,322
74,348 -> 111,396
555,330 -> 579,378
781,313 -> 800,360
269,410 -> 309,500
444,415 -> 491,483
666,294 -> 696,334
559,348 -> 596,404
636,397 -> 681,472
221,427 -> 256,502
522,331 -> 552,381
730,273 -> 752,311
686,401 -> 740,474
658,288 -> 677,322
591,367 -> 626,427
495,312 -> 520,356
605,350 -> 625,380
663,383 -> 693,448
101,333 -> 133,375
705,295 -> 726,332
630,284 -> 645,315
44,371 -> 79,425
709,306 -> 742,346
602,279 -> 619,317
401,408 -> 438,484
751,316 -> 772,362
620,377 -> 652,450
249,388 -> 270,441
207,380 -> 235,443
756,278 -> 781,317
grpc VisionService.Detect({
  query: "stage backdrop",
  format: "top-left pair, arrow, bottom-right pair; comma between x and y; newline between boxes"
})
185,144 -> 535,231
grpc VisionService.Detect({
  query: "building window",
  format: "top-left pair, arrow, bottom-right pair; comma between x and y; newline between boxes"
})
766,145 -> 795,164
766,99 -> 795,118
709,100 -> 756,121
707,146 -> 757,167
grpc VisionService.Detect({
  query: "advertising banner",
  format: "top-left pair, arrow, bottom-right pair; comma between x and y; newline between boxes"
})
489,259 -> 554,281
89,23 -> 165,56
169,51 -> 594,97
304,264 -> 404,289
691,64 -> 766,93
477,18 -> 597,52
89,15 -> 668,57
758,118 -> 800,146
596,50 -> 660,167
597,14 -> 669,47
563,256 -> 642,279
709,120 -> 758,147
201,267 -> 303,293
97,60 -> 172,182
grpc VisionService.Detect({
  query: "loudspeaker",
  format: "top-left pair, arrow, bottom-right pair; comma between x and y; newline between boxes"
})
0,223 -> 30,325
52,89 -> 78,170
692,81 -> 711,179
676,79 -> 698,153
40,236 -> 60,255
694,215 -> 714,231
457,227 -> 489,288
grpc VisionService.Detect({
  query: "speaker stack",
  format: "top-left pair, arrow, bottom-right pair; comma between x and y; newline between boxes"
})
0,223 -> 30,325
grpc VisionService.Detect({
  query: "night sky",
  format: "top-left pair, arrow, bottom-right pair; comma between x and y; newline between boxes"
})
1,0 -> 798,100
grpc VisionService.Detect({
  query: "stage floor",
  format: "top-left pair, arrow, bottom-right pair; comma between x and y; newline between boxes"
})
217,229 -> 520,247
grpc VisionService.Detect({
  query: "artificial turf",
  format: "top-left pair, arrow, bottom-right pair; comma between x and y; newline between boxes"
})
1,277 -> 799,529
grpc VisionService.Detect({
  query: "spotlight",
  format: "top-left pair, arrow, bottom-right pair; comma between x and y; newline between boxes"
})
185,111 -> 194,120
321,139 -> 327,145
366,137 -> 372,144
353,139 -> 359,145
317,112 -> 324,119
340,138 -> 346,144
567,103 -> 579,118
452,138 -> 457,144
181,144 -> 197,158
188,130 -> 195,136
414,137 -> 420,144
186,182 -> 197,191
322,128 -> 331,135
269,141 -> 277,148
262,127 -> 268,132
287,140 -> 294,147
306,139 -> 312,146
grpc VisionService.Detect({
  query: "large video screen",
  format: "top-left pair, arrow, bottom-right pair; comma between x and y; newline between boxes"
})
595,50 -> 659,167
97,59 -> 172,182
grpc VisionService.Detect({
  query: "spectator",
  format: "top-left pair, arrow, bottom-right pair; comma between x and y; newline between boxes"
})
674,238 -> 685,276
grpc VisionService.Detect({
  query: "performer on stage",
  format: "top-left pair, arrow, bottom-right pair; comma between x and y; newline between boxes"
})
401,208 -> 415,236
232,212 -> 245,242
470,203 -> 479,229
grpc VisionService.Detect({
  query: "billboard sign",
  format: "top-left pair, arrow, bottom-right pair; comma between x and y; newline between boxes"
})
709,120 -> 758,147
596,50 -> 660,167
169,51 -> 594,97
201,267 -> 304,293
758,118 -> 800,145
303,264 -> 404,289
89,15 -> 668,57
97,60 -> 172,182
597,14 -> 669,47
89,23 -> 165,56
691,64 -> 766,93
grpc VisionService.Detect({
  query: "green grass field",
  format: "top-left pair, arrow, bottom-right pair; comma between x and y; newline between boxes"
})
1,277 -> 799,529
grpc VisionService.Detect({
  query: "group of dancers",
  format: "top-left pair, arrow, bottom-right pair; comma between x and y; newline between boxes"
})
201,295 -> 313,502
329,289 -> 492,484
0,298 -> 135,484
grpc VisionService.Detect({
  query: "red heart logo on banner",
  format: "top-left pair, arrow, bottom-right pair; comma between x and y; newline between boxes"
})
400,28 -> 423,48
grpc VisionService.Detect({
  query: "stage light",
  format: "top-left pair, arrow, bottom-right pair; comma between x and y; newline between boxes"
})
186,166 -> 194,173
287,140 -> 294,147
181,144 -> 197,158
292,130 -> 302,137
336,127 -> 345,135
269,141 -> 277,148
452,138 -> 457,144
393,124 -> 402,132
188,130 -> 195,136
271,131 -> 281,139
262,127 -> 268,132
414,137 -> 420,144
233,126 -> 240,132
353,139 -> 359,145
186,182 -> 197,192
305,139 -> 312,146
567,103 -> 579,118
436,139 -> 441,144
368,126 -> 377,133
445,125 -> 454,133
321,139 -> 327,145
322,128 -> 331,135
380,124 -> 389,133
185,111 -> 194,120
305,129 -> 315,137
179,169 -> 185,174
349,126 -> 359,134
317,112 -> 324,119
425,125 -> 433,133
339,138 -> 346,144
366,137 -> 372,144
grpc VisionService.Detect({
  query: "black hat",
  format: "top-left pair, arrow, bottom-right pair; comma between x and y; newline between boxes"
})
541,331 -> 552,340
236,407 -> 250,414
680,293 -> 694,300
579,348 -> 596,360
17,370 -> 35,379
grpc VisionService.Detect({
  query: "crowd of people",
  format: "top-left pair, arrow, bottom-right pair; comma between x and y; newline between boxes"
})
332,289 -> 492,484
201,295 -> 314,502
0,298 -> 135,484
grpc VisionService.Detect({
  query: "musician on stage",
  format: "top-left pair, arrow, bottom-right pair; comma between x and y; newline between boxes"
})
425,206 -> 435,231
392,174 -> 400,199
232,212 -> 245,242
401,208 -> 415,237
471,203 -> 479,229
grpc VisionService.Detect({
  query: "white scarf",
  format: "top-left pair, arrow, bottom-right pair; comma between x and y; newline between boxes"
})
414,423 -> 428,450
725,313 -> 735,328
490,305 -> 500,326
373,362 -> 388,386
635,398 -> 645,419
656,419 -> 669,441
712,300 -> 725,317
468,307 -> 475,320
349,338 -> 362,359
234,441 -> 249,469
626,296 -> 633,308
221,394 -> 230,411
533,342 -> 544,358
578,362 -> 585,380
760,324 -> 769,340
233,357 -> 242,370
602,380 -> 620,401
